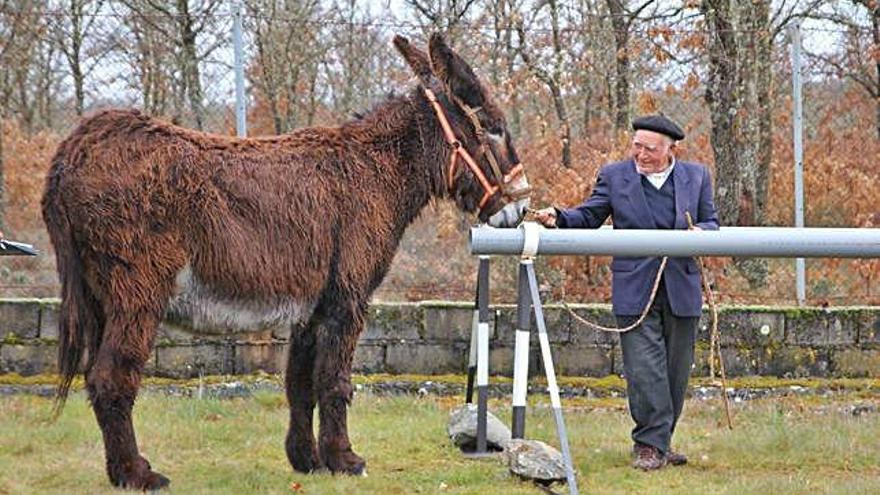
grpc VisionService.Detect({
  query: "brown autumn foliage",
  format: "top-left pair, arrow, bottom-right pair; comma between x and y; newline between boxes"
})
1,120 -> 60,294
2,25 -> 879,305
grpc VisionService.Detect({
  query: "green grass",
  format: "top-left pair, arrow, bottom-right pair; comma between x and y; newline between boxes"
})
0,391 -> 878,494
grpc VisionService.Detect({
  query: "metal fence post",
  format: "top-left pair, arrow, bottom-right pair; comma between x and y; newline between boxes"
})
790,21 -> 806,306
233,2 -> 247,138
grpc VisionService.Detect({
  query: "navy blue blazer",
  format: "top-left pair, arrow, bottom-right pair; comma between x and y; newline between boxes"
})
556,159 -> 719,317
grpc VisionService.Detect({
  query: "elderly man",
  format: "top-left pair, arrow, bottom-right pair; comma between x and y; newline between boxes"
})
534,114 -> 719,471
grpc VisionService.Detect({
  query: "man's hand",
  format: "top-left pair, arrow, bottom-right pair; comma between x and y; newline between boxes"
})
531,207 -> 558,228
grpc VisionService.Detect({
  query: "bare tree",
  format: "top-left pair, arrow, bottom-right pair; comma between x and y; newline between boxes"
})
0,0 -> 24,232
120,0 -> 224,129
405,0 -> 479,40
515,0 -> 573,167
49,0 -> 110,117
485,0 -> 527,136
246,0 -> 326,133
605,0 -> 661,132
0,1 -> 59,230
568,0 -> 612,135
326,0 -> 390,119
1,2 -> 49,132
114,7 -> 175,117
806,0 -> 880,139
33,26 -> 61,129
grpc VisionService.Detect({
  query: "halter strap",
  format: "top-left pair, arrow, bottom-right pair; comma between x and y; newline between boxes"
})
422,87 -> 526,209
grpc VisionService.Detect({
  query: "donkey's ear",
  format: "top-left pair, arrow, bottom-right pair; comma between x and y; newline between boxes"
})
393,35 -> 433,81
428,33 -> 483,105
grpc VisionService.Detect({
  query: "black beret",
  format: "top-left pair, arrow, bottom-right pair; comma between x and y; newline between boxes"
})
631,114 -> 685,141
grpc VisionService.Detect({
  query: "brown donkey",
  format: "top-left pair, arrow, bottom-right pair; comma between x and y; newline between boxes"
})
42,34 -> 529,489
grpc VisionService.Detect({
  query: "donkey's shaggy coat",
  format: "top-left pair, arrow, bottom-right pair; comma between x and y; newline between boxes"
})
42,34 -> 528,489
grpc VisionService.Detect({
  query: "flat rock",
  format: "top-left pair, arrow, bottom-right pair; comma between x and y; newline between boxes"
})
447,403 -> 511,452
505,438 -> 567,484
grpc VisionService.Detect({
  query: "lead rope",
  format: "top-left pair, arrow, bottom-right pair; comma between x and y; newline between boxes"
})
548,213 -> 734,429
562,257 -> 668,334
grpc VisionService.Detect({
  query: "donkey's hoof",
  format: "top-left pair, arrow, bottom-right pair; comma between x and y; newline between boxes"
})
289,449 -> 324,474
110,457 -> 170,490
113,471 -> 170,491
141,471 -> 171,491
323,449 -> 366,476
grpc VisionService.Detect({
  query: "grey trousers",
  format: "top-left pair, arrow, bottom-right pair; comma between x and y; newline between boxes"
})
617,289 -> 698,454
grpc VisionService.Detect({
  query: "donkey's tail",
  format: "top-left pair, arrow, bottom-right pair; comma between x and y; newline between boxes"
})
42,163 -> 102,414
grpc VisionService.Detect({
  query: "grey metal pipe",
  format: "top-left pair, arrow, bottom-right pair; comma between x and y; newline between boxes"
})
470,225 -> 880,258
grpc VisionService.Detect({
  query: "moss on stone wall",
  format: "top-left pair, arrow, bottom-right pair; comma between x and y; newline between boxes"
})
2,299 -> 879,378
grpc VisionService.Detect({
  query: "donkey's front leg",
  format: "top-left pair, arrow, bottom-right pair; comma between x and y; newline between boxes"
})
87,313 -> 169,490
313,304 -> 366,475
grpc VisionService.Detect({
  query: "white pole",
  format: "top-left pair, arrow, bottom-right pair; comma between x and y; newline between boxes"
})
791,21 -> 806,305
466,308 -> 478,403
511,260 -> 531,439
475,257 -> 490,454
525,263 -> 578,495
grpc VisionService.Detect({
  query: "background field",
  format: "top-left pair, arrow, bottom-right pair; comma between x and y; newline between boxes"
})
1,386 -> 879,495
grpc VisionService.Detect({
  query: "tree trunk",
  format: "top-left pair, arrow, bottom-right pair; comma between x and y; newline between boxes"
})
582,77 -> 594,134
250,7 -> 283,133
0,116 -> 5,234
306,62 -> 319,127
547,0 -> 571,167
752,1 -> 773,225
503,1 -> 521,137
72,55 -> 85,117
177,0 -> 203,130
607,0 -> 631,132
702,0 -> 772,287
873,7 -> 880,140
69,1 -> 86,116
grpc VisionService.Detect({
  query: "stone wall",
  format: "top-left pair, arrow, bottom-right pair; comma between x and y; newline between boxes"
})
1,298 -> 879,378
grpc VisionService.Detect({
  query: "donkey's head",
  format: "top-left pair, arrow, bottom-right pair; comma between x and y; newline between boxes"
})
394,33 -> 530,228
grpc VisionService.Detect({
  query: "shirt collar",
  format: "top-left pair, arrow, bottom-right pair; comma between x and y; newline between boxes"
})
637,158 -> 676,189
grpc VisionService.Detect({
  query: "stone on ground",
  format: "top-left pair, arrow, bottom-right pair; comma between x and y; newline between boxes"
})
505,438 -> 568,485
447,404 -> 511,452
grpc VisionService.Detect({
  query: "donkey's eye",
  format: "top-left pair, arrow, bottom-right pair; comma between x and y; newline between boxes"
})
487,126 -> 504,138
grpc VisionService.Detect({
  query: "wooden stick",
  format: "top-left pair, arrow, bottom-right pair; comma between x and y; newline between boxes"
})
685,212 -> 733,430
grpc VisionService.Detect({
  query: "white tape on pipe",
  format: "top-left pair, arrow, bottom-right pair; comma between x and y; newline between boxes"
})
520,221 -> 540,258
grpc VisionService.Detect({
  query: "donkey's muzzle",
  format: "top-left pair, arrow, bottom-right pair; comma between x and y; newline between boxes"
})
487,171 -> 530,228
488,197 -> 530,228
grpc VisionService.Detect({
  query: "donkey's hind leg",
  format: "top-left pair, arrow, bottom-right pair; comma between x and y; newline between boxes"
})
87,290 -> 170,489
285,321 -> 323,473
313,299 -> 367,475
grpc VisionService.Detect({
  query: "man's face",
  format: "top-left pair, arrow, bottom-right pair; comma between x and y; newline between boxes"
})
631,130 -> 674,173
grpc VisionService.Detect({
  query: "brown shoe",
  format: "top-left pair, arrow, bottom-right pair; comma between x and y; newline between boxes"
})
666,450 -> 688,466
632,444 -> 667,471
